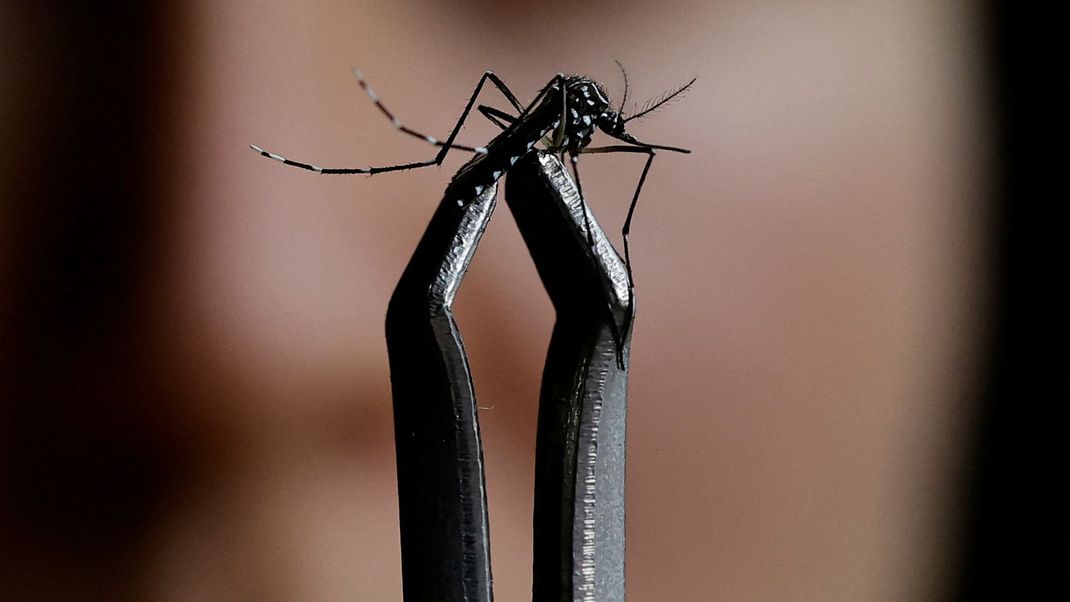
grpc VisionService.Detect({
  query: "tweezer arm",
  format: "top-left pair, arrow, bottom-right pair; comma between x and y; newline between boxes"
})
506,151 -> 634,602
385,181 -> 498,602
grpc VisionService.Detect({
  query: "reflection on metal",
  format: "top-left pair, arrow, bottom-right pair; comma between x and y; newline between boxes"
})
386,151 -> 632,601
507,152 -> 632,602
386,182 -> 498,602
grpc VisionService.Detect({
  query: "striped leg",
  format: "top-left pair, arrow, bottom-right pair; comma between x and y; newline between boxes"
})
250,70 -> 522,175
248,144 -> 437,175
353,69 -> 488,154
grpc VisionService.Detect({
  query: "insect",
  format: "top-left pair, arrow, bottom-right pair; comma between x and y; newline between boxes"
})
250,66 -> 694,363
252,67 -> 694,600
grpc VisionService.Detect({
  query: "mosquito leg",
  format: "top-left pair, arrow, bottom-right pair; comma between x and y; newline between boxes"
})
620,152 -> 654,348
478,105 -> 516,130
552,79 -> 568,148
352,68 -> 488,154
248,145 -> 435,174
569,150 -> 630,367
489,73 -> 567,150
435,70 -> 531,163
251,70 -> 523,175
484,72 -> 525,113
514,73 -> 566,123
578,145 -> 659,344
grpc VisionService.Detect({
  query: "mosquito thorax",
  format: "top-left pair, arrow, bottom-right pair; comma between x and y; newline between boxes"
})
545,76 -> 615,153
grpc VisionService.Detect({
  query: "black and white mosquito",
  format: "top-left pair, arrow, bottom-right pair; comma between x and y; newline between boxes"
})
250,65 -> 695,360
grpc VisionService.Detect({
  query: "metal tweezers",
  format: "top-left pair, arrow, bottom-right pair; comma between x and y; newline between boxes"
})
385,150 -> 632,601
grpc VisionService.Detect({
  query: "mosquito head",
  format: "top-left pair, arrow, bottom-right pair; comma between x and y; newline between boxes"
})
549,74 -> 693,154
597,76 -> 697,154
595,108 -> 693,153
595,110 -> 627,139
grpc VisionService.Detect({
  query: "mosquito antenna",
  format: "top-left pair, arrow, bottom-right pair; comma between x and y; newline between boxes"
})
623,77 -> 697,123
613,59 -> 630,115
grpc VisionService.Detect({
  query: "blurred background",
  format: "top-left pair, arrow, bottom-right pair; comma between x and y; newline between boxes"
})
1,1 -> 1055,600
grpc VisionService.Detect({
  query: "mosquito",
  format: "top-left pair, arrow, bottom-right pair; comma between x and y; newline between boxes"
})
250,65 -> 695,363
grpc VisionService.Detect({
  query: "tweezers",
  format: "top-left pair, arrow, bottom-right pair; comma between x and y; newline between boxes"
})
386,150 -> 632,601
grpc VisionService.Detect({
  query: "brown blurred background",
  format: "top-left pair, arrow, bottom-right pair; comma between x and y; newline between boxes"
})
3,1 -> 1049,600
